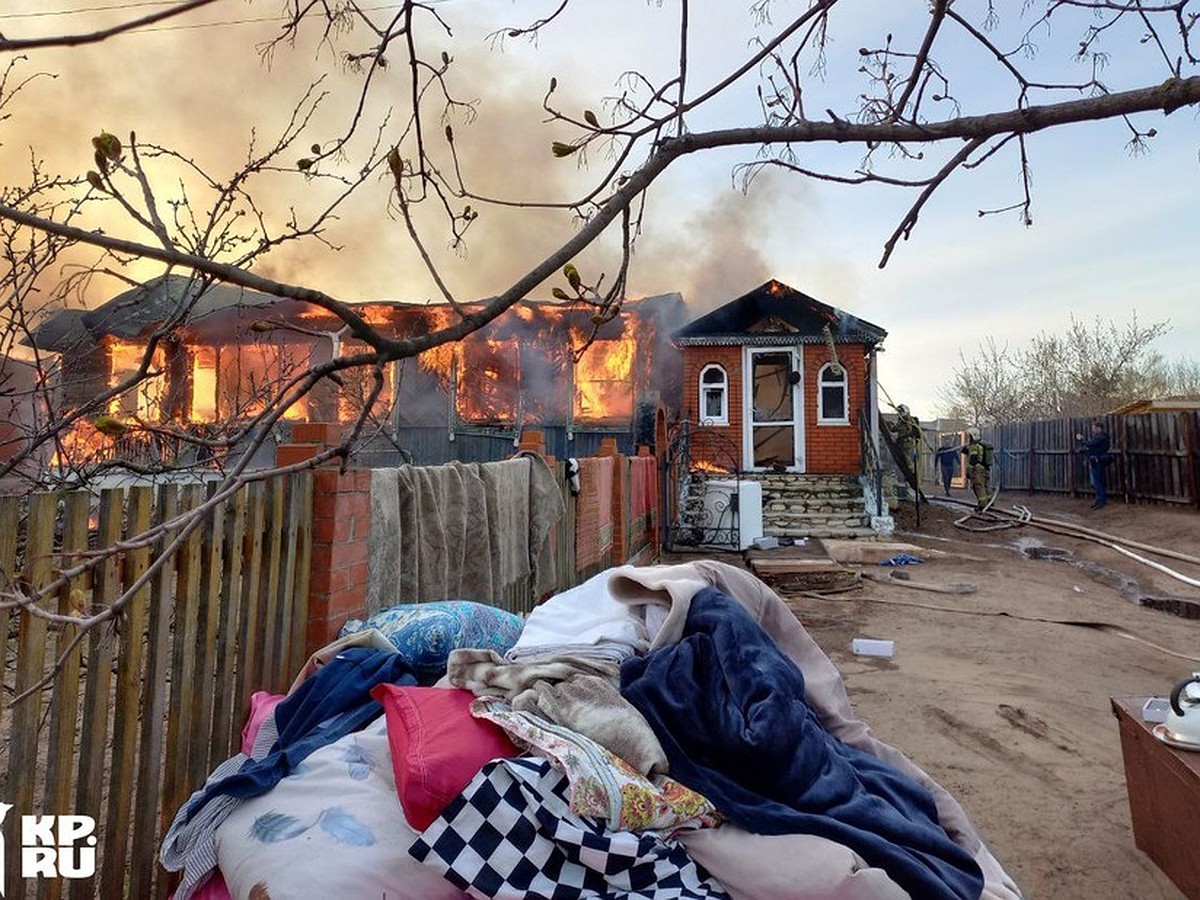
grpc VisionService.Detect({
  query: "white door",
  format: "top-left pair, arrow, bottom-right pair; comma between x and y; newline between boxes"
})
743,347 -> 804,471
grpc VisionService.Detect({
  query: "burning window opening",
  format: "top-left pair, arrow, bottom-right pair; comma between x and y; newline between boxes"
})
572,336 -> 635,425
457,339 -> 521,425
338,340 -> 396,425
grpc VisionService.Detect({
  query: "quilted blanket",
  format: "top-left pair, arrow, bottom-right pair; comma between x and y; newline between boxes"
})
620,587 -> 985,900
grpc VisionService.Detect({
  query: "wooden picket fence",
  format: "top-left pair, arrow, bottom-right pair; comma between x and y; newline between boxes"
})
981,410 -> 1200,508
0,473 -> 313,900
0,450 -> 659,898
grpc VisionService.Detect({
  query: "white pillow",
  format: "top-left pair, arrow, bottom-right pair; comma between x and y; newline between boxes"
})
215,715 -> 470,900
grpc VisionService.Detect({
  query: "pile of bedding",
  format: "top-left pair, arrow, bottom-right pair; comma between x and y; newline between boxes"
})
161,562 -> 1024,900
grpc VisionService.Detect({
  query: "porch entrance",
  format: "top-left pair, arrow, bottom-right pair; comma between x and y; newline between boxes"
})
744,347 -> 804,471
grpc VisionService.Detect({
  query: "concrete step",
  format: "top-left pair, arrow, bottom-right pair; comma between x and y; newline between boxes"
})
765,524 -> 879,539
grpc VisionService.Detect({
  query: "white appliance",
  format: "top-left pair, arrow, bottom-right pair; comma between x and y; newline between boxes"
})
699,479 -> 764,550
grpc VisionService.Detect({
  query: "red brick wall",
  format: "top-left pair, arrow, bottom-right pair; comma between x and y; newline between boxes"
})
681,345 -> 744,470
681,342 -> 868,474
802,343 -> 866,474
305,468 -> 373,653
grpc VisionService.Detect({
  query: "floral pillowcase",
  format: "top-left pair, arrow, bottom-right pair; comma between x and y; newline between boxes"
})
469,696 -> 720,836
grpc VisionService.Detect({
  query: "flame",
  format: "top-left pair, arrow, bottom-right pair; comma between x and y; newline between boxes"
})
51,294 -> 666,467
107,340 -> 167,421
691,460 -> 730,474
571,332 -> 635,423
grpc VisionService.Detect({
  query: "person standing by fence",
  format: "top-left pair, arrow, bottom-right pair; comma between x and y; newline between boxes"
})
1076,420 -> 1111,509
934,439 -> 958,496
962,432 -> 994,510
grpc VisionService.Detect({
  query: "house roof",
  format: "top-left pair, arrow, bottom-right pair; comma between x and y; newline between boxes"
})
81,274 -> 309,340
1108,396 -> 1200,415
673,279 -> 887,347
24,308 -> 96,354
27,276 -> 687,352
27,274 -> 319,351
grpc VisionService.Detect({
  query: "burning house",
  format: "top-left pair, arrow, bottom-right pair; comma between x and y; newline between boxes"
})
26,275 -> 685,470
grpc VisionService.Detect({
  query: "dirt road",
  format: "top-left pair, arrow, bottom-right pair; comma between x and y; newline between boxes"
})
789,490 -> 1200,900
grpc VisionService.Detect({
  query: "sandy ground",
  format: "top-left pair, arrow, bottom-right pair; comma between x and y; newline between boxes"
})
675,487 -> 1200,900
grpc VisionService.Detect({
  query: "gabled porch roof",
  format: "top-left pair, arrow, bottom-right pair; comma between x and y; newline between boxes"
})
673,279 -> 887,347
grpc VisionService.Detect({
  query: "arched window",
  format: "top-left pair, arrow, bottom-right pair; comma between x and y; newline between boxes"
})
699,363 -> 728,425
817,363 -> 848,423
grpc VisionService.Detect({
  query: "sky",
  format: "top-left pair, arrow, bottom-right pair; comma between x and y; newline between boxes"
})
1,0 -> 1197,421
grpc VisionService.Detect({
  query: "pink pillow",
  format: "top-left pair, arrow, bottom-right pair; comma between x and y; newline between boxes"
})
240,691 -> 285,755
371,685 -> 520,831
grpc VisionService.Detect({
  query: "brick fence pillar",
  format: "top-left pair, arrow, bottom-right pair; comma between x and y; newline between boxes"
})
276,424 -> 373,655
305,467 -> 373,654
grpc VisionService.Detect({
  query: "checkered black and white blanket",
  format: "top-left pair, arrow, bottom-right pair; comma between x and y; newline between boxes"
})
409,757 -> 730,899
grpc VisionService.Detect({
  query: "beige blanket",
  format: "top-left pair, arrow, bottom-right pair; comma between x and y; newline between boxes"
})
447,648 -> 668,776
480,457 -> 531,590
607,561 -> 1023,900
367,462 -> 494,606
518,450 -> 566,598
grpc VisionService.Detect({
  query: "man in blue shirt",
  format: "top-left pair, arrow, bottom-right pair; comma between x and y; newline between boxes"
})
1076,420 -> 1111,509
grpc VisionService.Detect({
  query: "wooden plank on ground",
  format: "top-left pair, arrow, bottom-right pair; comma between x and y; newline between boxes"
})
99,486 -> 153,900
40,490 -> 90,900
70,488 -> 124,900
128,485 -> 178,900
5,492 -> 55,900
212,486 -> 246,764
749,557 -> 845,574
235,482 -> 267,724
821,538 -> 953,565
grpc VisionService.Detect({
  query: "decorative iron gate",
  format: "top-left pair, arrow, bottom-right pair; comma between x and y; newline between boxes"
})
662,420 -> 745,551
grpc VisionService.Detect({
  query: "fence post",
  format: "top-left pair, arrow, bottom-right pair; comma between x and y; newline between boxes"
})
306,467 -> 372,656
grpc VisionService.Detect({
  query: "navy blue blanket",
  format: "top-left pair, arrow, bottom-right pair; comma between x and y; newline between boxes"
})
620,587 -> 983,900
185,646 -> 417,819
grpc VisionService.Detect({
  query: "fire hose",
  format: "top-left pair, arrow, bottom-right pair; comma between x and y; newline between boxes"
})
944,497 -> 1200,591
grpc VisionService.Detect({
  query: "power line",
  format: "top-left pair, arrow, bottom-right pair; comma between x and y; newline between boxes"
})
0,1 -> 178,20
0,2 -> 408,35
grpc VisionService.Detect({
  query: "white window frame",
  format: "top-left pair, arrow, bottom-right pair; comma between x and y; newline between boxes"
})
698,363 -> 729,426
817,362 -> 849,424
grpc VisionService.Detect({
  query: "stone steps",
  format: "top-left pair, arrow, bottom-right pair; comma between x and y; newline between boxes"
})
680,472 -> 885,540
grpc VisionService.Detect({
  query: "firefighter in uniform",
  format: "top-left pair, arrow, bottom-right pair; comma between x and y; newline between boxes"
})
891,404 -> 922,478
963,432 -> 994,509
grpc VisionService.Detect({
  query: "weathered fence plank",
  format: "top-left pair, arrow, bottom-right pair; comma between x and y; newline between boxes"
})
236,482 -> 267,728
259,477 -> 286,693
159,483 -> 204,866
99,486 -> 153,900
288,473 -> 314,680
5,493 -> 55,900
129,485 -> 178,900
212,488 -> 247,764
188,489 -> 225,792
70,488 -> 124,900
40,491 -> 90,900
